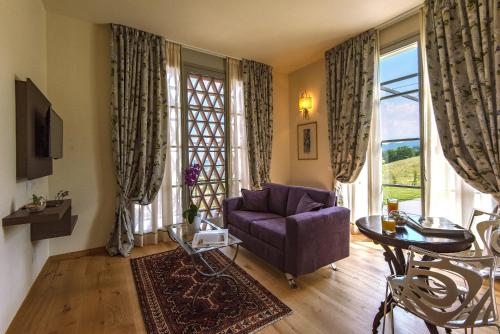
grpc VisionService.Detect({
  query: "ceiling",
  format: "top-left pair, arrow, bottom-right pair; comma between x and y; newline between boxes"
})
43,0 -> 422,73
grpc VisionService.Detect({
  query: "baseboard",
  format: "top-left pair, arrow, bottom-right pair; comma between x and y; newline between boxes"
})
49,246 -> 106,262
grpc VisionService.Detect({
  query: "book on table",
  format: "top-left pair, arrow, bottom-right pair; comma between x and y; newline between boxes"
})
192,229 -> 229,248
405,214 -> 466,236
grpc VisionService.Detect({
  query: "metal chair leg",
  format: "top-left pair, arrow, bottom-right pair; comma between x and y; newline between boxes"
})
390,303 -> 395,334
382,281 -> 389,334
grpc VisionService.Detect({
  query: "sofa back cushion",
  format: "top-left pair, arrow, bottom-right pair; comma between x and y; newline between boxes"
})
286,185 -> 336,216
241,188 -> 269,212
295,193 -> 324,214
263,183 -> 289,216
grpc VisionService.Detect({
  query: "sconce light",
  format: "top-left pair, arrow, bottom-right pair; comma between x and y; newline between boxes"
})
299,91 -> 313,120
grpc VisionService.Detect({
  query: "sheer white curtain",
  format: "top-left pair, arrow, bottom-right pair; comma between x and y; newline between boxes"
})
419,11 -> 494,226
133,42 -> 183,246
227,58 -> 250,197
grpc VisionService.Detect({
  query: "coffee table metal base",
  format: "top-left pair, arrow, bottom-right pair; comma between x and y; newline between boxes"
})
190,245 -> 240,307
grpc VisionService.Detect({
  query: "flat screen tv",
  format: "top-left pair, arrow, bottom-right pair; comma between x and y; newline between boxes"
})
49,108 -> 63,159
35,106 -> 63,159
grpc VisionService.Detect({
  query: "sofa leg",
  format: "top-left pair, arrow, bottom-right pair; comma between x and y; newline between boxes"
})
285,273 -> 298,288
330,263 -> 338,271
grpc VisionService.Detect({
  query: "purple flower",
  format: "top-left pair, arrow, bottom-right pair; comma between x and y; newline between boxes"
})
184,164 -> 202,187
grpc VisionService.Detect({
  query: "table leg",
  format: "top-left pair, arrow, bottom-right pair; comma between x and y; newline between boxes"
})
191,244 -> 240,307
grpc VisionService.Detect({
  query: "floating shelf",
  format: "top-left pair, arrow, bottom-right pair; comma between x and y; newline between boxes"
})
2,199 -> 77,241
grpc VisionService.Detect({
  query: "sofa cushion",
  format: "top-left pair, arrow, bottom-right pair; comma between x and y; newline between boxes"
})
263,183 -> 290,217
295,193 -> 324,214
286,185 -> 336,216
228,210 -> 281,233
250,218 -> 286,250
241,188 -> 269,212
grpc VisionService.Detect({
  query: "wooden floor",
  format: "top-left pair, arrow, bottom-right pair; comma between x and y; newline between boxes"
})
7,234 -> 500,334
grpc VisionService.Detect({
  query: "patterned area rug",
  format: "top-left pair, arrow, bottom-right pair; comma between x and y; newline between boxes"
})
131,247 -> 292,334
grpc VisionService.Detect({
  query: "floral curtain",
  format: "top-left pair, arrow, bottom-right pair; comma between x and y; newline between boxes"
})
242,59 -> 273,188
107,24 -> 168,256
425,0 -> 500,205
325,30 -> 377,187
228,58 -> 250,196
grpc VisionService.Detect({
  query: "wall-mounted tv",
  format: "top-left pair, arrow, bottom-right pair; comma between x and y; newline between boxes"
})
35,106 -> 63,159
16,78 -> 63,180
49,108 -> 63,159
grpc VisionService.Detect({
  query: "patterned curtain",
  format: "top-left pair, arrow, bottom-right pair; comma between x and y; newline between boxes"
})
425,0 -> 500,205
107,24 -> 168,256
325,30 -> 377,187
242,59 -> 273,188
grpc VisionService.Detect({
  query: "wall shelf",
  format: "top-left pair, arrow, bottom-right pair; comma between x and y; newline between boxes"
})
2,199 -> 77,241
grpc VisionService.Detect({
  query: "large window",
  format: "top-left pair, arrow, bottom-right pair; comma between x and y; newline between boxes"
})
185,69 -> 227,219
379,41 -> 423,214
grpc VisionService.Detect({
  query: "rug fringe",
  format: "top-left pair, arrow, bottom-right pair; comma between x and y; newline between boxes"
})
247,310 -> 294,334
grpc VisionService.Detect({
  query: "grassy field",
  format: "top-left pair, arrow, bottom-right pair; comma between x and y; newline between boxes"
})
382,156 -> 421,202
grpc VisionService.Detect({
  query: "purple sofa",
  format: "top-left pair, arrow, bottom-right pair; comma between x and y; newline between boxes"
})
223,183 -> 350,286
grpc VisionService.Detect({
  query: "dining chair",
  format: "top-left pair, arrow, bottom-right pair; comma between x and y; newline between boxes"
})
382,245 -> 499,333
466,209 -> 500,257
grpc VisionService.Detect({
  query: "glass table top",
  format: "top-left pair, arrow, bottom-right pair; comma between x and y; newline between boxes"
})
167,219 -> 242,256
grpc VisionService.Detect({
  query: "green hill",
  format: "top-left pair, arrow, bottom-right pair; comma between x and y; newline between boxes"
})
382,156 -> 421,202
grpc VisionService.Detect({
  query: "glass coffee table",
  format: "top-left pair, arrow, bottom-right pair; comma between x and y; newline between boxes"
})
167,219 -> 242,307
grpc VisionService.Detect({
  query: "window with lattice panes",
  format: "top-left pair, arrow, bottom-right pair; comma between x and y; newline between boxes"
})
186,71 -> 226,219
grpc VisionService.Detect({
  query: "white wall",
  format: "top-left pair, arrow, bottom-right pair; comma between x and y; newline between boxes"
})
47,13 -> 115,255
0,0 -> 50,332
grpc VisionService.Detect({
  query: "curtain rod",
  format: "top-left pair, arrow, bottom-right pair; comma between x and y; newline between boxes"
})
375,4 -> 424,31
167,38 -> 242,61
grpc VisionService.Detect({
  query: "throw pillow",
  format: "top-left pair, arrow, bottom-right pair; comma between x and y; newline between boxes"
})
295,193 -> 323,214
241,188 -> 269,212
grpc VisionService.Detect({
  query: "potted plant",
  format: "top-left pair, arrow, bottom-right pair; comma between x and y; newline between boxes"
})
182,164 -> 202,225
25,194 -> 47,213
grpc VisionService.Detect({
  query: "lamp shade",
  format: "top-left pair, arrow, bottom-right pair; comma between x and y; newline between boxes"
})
299,94 -> 312,111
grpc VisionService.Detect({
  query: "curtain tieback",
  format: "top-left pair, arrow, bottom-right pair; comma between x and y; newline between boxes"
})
117,193 -> 131,207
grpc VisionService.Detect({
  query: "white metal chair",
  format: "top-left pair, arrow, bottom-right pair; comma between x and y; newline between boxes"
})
382,246 -> 499,333
458,209 -> 500,278
467,210 -> 500,256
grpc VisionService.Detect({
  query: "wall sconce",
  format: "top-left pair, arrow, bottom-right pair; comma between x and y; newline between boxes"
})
299,91 -> 313,120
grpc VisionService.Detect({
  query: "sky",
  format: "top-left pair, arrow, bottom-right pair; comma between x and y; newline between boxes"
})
379,43 -> 420,142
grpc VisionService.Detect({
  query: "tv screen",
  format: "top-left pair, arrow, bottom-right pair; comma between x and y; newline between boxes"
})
49,108 -> 63,159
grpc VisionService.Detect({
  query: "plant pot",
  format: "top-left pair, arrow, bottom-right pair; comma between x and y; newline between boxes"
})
187,215 -> 202,233
25,200 -> 47,213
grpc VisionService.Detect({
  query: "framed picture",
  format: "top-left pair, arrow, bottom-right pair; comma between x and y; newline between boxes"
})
297,122 -> 318,160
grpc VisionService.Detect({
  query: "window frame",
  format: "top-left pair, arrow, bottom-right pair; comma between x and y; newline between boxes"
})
379,34 -> 426,215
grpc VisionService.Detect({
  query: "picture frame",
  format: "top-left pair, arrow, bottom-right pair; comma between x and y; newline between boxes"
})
297,122 -> 318,160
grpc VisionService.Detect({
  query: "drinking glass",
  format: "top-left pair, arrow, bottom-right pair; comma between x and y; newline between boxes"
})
387,198 -> 399,214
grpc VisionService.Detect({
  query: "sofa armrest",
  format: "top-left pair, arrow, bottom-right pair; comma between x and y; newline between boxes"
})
285,206 -> 350,276
222,197 -> 243,228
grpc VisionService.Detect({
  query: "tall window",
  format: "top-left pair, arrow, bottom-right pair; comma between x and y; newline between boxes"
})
379,41 -> 423,214
185,69 -> 227,219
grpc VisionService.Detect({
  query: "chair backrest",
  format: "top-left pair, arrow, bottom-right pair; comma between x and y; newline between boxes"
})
467,209 -> 500,257
400,246 -> 497,328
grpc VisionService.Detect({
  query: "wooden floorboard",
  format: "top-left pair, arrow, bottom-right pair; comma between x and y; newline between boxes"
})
7,234 -> 500,334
